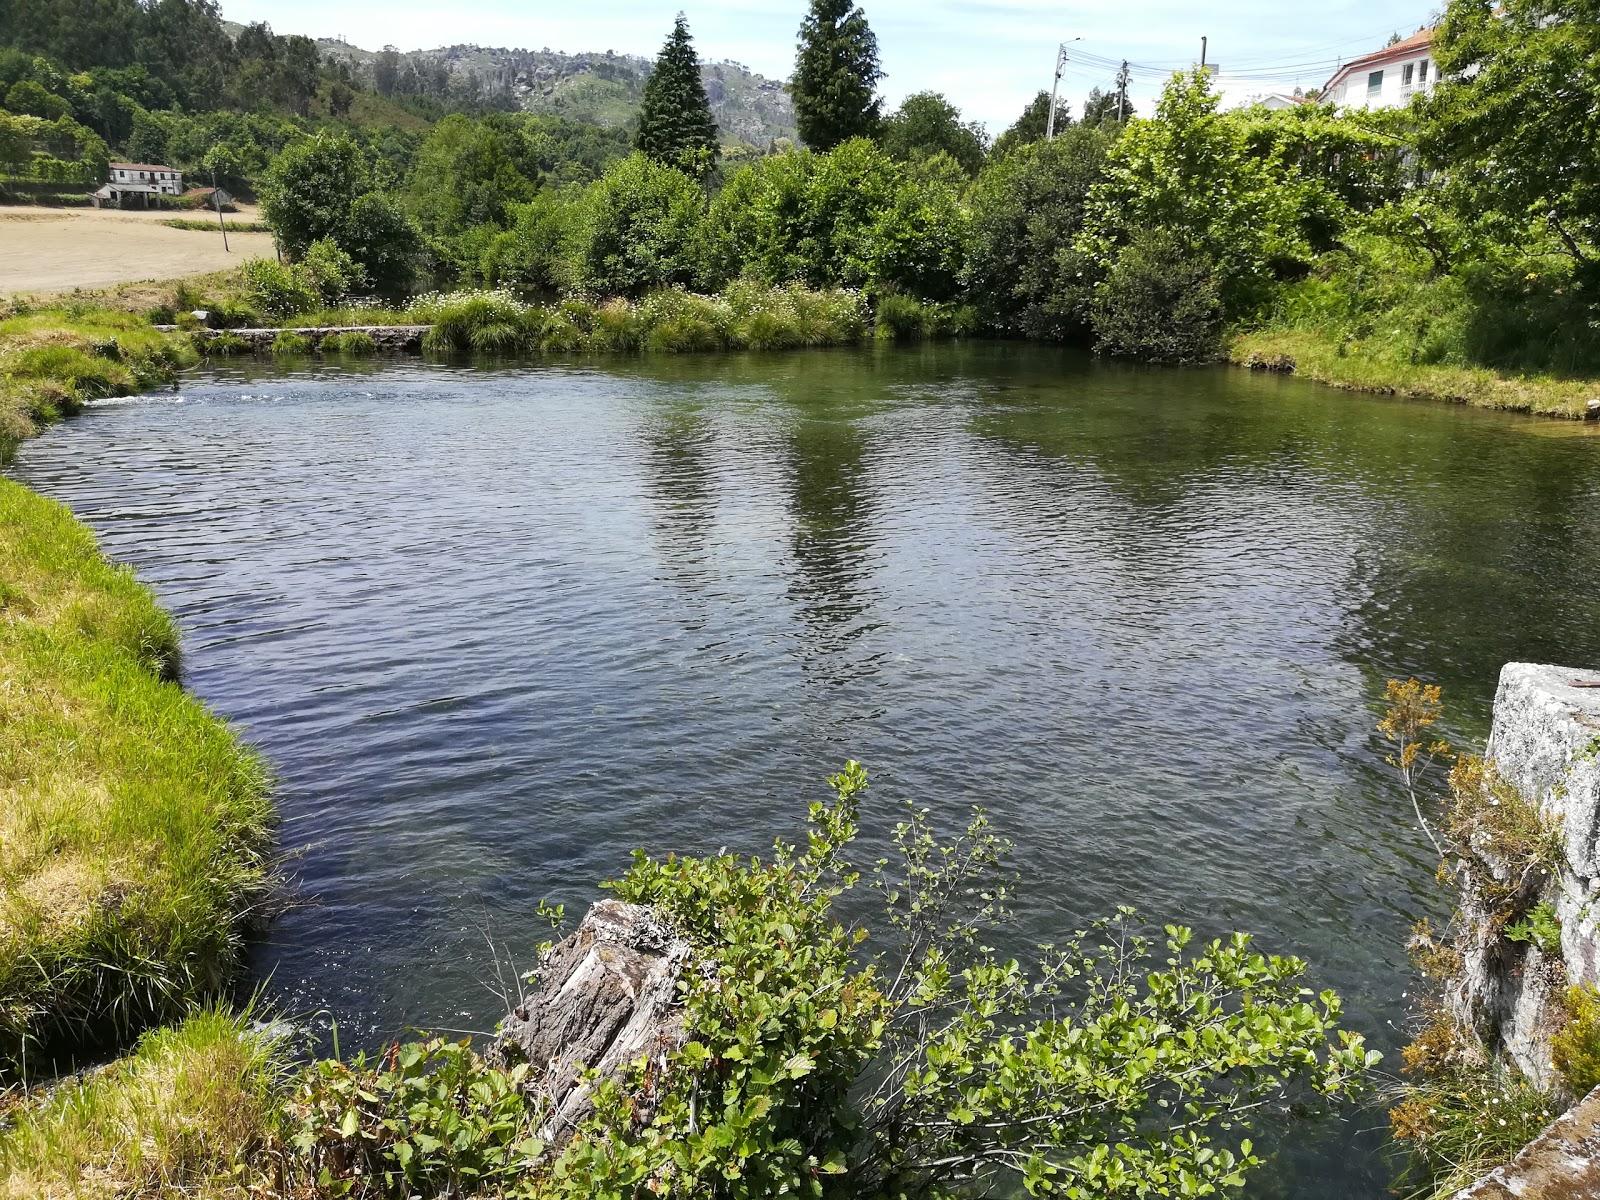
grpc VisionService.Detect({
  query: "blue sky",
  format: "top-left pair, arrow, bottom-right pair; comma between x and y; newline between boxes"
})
221,0 -> 1438,131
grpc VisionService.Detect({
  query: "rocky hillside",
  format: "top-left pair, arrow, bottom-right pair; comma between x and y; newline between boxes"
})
317,39 -> 797,147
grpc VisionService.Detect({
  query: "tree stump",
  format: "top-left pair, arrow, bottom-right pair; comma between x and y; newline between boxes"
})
490,898 -> 691,1149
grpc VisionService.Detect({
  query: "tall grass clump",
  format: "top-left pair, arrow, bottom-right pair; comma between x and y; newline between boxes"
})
270,330 -> 311,356
0,1009 -> 284,1198
320,330 -> 378,356
873,292 -> 973,342
412,290 -> 536,354
638,289 -> 734,352
0,308 -> 196,462
0,482 -> 275,1078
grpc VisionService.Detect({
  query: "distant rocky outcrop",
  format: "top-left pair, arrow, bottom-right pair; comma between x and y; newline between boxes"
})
315,38 -> 797,147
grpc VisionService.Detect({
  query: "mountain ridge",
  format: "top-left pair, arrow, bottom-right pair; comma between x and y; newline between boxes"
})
315,36 -> 798,146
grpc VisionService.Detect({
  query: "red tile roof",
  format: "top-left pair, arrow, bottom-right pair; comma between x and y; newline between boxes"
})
1323,27 -> 1433,93
109,162 -> 180,173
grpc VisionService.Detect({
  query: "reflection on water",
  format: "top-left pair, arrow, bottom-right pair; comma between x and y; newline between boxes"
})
13,345 -> 1600,1198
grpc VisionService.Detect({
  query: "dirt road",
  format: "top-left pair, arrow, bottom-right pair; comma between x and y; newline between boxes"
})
0,205 -> 276,296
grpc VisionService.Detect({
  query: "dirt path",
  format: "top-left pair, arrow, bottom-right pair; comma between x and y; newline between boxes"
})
0,205 -> 276,297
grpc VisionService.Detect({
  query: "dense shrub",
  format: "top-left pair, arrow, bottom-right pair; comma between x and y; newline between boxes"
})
240,258 -> 316,319
965,128 -> 1111,340
569,152 -> 706,297
480,189 -> 581,297
1091,230 -> 1224,363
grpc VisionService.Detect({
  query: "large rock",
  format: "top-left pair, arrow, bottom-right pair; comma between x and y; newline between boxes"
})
490,898 -> 691,1150
1455,664 -> 1600,1087
1454,1085 -> 1600,1199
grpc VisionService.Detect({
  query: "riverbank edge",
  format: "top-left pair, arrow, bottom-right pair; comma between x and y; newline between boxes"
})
1228,328 -> 1600,421
0,307 -> 279,1084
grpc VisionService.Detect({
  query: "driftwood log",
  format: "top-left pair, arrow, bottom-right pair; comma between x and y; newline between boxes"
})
490,899 -> 691,1149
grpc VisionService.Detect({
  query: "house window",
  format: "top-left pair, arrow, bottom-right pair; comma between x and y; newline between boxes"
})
1367,70 -> 1383,98
1418,59 -> 1430,84
1402,63 -> 1415,90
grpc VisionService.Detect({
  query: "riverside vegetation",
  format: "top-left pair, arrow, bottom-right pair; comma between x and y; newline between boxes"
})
1,765 -> 1379,1199
0,0 -> 1591,1194
1378,681 -> 1599,1199
5,0 -> 1598,413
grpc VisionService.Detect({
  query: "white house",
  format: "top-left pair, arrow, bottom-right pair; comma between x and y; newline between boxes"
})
92,161 -> 184,208
1321,28 -> 1435,109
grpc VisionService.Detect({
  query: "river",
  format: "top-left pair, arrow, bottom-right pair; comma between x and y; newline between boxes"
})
11,344 -> 1600,1195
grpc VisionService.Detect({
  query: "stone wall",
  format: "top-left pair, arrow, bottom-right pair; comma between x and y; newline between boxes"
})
1454,664 -> 1600,1193
1455,664 -> 1600,1085
178,325 -> 431,353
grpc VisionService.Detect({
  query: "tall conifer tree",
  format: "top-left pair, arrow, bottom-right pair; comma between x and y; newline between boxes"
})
635,14 -> 718,175
790,0 -> 882,149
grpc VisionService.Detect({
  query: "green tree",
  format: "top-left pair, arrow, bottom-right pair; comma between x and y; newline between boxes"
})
878,90 -> 986,175
1079,68 -> 1304,318
407,114 -> 535,238
571,151 -> 707,296
863,158 -> 969,300
1081,84 -> 1134,126
1424,0 -> 1600,265
261,133 -> 371,257
991,89 -> 1069,159
966,127 -> 1112,339
1091,227 -> 1224,361
790,0 -> 882,150
261,133 -> 417,293
635,14 -> 718,177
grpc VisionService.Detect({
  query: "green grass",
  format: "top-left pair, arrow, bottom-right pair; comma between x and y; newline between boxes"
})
0,477 -> 274,1078
0,1009 -> 283,1199
320,330 -> 377,355
160,218 -> 270,233
0,307 -> 197,462
1229,327 -> 1599,420
412,283 -> 870,356
269,329 -> 310,356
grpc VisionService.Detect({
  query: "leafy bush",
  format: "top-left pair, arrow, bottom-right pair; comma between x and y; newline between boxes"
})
1553,985 -> 1600,1098
966,128 -> 1111,340
282,1036 -> 544,1196
1090,230 -> 1225,363
570,152 -> 707,297
549,764 -> 1375,1199
241,258 -> 317,319
299,238 -> 367,305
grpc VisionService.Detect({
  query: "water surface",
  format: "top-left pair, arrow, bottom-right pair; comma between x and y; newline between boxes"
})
12,345 -> 1600,1196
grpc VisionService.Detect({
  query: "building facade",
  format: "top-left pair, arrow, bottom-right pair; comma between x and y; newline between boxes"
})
93,161 -> 184,207
1320,28 -> 1435,110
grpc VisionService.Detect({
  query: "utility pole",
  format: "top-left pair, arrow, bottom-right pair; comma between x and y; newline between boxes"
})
211,163 -> 228,253
1116,59 -> 1130,122
1200,35 -> 1208,69
1045,37 -> 1081,139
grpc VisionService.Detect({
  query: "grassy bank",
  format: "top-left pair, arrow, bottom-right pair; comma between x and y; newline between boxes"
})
0,307 -> 197,462
0,1009 -> 282,1198
1229,328 -> 1600,420
0,479 -> 275,1077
